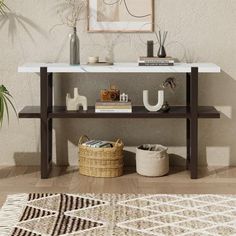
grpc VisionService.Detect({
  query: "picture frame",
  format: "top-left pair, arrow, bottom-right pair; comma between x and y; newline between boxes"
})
87,0 -> 154,33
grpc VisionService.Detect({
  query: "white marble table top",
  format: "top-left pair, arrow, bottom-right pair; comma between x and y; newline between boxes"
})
18,62 -> 221,73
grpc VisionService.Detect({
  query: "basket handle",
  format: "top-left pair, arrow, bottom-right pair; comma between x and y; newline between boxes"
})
79,135 -> 90,145
115,139 -> 124,147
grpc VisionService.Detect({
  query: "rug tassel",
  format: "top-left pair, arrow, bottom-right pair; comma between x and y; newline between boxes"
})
0,194 -> 28,236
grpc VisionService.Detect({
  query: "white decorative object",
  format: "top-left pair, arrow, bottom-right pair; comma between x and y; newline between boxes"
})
143,90 -> 164,112
120,93 -> 129,103
66,88 -> 88,111
88,56 -> 99,64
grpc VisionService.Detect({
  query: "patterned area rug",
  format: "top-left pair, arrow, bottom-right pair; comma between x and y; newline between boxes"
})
1,194 -> 236,236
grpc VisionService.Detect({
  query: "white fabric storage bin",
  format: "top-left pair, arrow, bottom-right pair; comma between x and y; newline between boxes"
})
136,145 -> 169,177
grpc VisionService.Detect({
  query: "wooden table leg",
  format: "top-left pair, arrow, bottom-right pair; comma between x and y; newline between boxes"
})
186,73 -> 190,170
190,67 -> 198,179
48,73 -> 53,167
40,67 -> 53,179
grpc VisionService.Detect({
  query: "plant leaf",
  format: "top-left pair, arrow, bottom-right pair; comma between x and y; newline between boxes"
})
2,95 -> 9,123
0,84 -> 17,127
0,95 -> 4,127
2,93 -> 17,117
0,0 -> 10,15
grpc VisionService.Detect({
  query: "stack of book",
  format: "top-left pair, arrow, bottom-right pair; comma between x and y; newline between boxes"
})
82,140 -> 113,148
95,100 -> 132,113
138,57 -> 175,66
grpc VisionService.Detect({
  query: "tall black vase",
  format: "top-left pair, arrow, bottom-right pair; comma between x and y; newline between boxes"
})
70,27 -> 80,65
158,45 -> 166,58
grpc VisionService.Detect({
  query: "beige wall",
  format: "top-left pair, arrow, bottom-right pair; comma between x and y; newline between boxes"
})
0,0 -> 236,166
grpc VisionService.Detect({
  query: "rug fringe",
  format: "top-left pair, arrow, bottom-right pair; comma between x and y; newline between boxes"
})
0,194 -> 28,236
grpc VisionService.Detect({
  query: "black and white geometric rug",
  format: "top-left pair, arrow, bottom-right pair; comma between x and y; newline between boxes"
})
1,193 -> 236,235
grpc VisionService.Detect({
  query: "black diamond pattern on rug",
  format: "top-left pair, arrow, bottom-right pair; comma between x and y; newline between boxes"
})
20,206 -> 56,222
51,214 -> 103,236
28,193 -> 57,201
11,227 -> 41,236
60,194 -> 106,212
11,194 -> 106,235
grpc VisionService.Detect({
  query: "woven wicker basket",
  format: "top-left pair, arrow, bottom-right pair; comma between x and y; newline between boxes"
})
78,135 -> 124,178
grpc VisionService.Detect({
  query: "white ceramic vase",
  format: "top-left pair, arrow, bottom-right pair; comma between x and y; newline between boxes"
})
143,90 -> 164,112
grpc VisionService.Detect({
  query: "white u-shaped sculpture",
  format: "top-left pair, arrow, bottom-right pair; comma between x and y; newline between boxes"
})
66,88 -> 88,111
143,90 -> 164,112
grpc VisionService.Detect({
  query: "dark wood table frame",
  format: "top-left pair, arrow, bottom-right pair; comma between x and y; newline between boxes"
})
19,67 -> 220,179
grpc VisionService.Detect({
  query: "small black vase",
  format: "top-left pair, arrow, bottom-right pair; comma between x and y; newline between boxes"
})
158,45 -> 166,58
161,102 -> 170,112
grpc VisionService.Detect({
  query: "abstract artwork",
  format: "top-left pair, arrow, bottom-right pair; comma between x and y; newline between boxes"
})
88,0 -> 154,32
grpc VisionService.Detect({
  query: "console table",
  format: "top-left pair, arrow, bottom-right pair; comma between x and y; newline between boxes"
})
18,63 -> 221,179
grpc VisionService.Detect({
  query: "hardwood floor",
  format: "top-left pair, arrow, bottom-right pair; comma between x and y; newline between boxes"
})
1,166 -> 236,207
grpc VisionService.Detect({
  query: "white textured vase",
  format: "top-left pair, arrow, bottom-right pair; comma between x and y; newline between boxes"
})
143,90 -> 164,112
66,88 -> 88,111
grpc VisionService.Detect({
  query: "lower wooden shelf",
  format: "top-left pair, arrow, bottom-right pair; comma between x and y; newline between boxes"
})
19,106 -> 220,119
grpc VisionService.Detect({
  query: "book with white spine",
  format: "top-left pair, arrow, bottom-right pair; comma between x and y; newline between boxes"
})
95,109 -> 132,113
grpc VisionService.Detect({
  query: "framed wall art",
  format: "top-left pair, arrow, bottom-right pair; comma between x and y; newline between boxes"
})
88,0 -> 154,32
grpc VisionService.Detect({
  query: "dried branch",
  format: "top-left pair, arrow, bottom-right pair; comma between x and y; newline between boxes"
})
56,0 -> 87,28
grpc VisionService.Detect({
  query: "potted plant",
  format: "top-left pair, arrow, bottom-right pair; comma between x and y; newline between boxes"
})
0,1 -> 17,126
